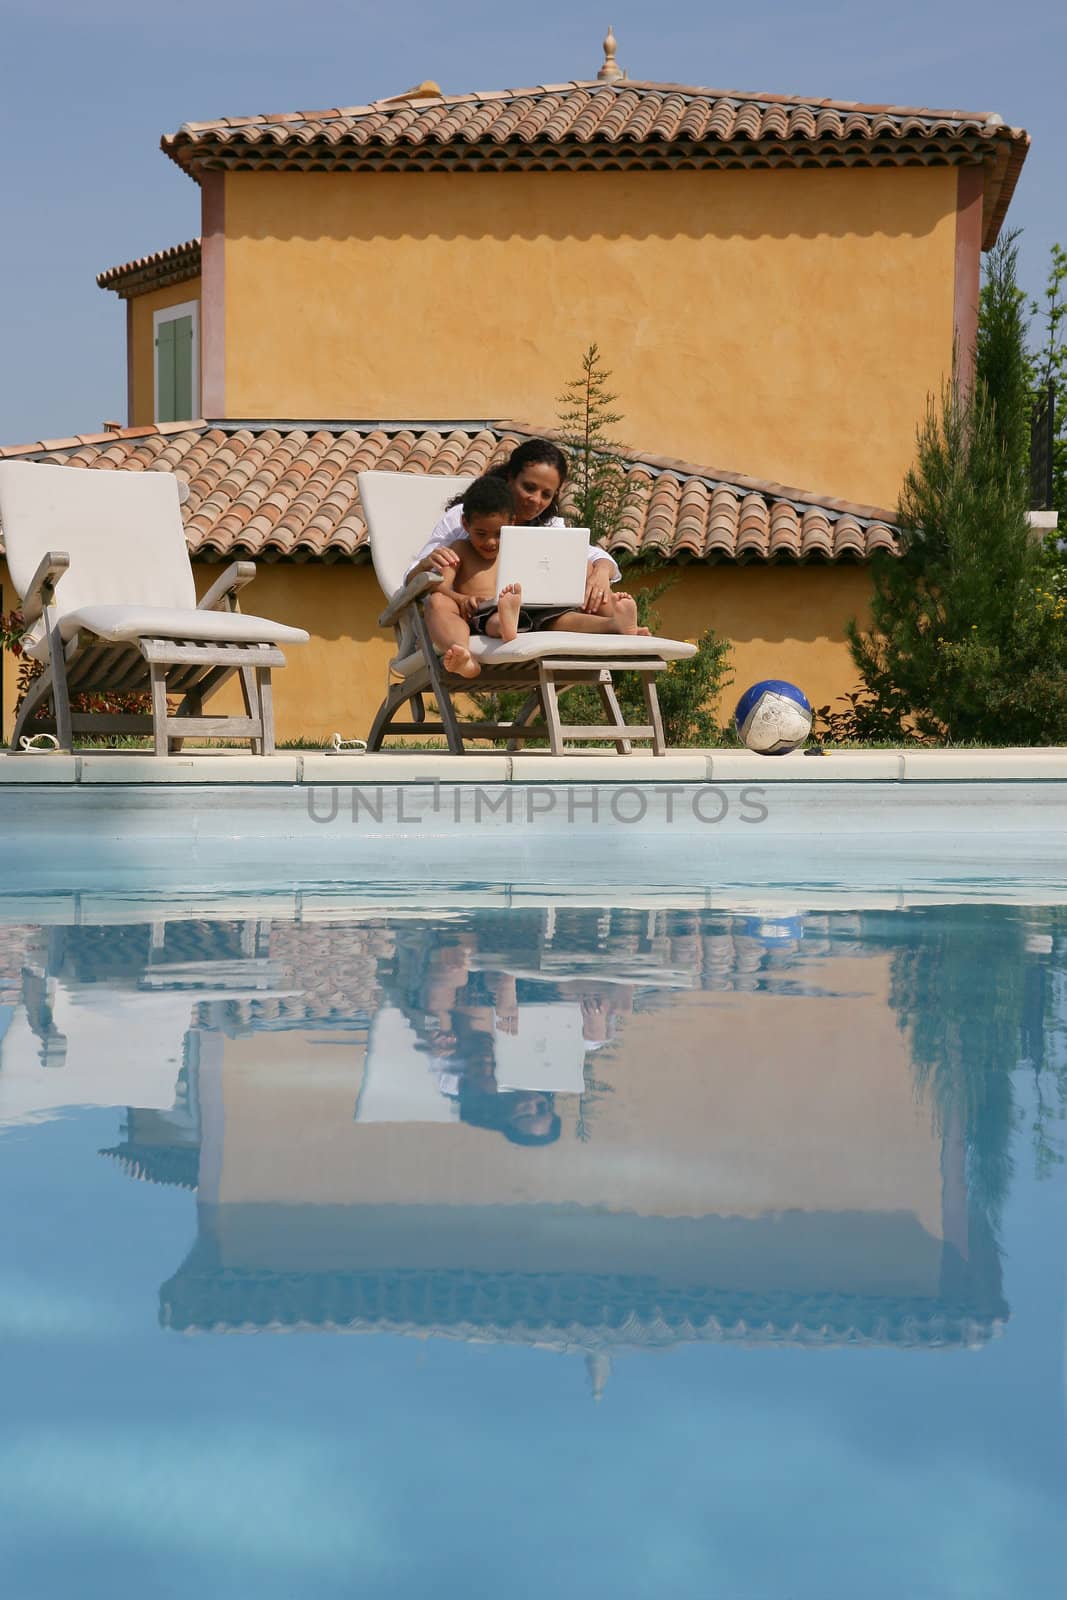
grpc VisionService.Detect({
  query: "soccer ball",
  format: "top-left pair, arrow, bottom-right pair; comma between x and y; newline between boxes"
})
734,680 -> 813,755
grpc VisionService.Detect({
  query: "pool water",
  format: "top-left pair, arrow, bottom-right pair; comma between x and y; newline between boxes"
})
1,893 -> 1065,1599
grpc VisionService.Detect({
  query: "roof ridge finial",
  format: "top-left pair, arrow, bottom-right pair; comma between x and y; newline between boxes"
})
597,25 -> 624,83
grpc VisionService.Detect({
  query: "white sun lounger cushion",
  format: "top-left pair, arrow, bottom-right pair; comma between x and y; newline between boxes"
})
45,604 -> 309,649
392,628 -> 697,678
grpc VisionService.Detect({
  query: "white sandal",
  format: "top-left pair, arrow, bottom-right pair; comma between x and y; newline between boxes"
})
323,733 -> 367,754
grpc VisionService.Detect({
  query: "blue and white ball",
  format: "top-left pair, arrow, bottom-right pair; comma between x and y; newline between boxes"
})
734,680 -> 813,755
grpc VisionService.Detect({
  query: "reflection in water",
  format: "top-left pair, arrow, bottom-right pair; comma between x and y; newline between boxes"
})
3,903 -> 1065,1387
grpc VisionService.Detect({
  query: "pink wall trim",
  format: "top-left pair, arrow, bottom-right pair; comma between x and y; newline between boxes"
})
953,165 -> 984,397
125,299 -> 135,425
200,174 -> 226,417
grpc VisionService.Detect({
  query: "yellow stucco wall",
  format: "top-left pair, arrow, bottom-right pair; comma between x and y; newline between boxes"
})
128,277 -> 202,426
223,166 -> 958,508
206,953 -> 943,1292
0,557 -> 874,744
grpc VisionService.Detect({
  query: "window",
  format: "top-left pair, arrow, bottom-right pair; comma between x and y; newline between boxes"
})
153,301 -> 199,422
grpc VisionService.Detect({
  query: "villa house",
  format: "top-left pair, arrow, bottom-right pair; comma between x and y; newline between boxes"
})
0,39 -> 1029,741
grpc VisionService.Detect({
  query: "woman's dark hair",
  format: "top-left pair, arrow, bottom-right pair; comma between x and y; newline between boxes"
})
461,475 -> 514,521
458,1088 -> 563,1147
448,439 -> 569,522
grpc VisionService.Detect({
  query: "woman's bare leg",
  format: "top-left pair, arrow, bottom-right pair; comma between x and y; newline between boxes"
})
548,612 -> 620,634
550,593 -> 651,636
424,592 -> 481,679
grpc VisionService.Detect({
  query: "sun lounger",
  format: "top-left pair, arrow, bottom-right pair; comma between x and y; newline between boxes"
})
357,470 -> 696,755
0,460 -> 308,754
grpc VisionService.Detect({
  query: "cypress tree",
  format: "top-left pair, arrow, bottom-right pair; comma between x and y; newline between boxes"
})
975,228 -> 1033,488
847,381 -> 1067,744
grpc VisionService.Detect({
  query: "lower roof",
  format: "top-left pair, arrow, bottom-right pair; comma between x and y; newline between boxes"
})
0,419 -> 897,566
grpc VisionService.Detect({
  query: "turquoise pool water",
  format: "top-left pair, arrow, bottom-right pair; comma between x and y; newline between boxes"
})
1,891 -> 1065,1598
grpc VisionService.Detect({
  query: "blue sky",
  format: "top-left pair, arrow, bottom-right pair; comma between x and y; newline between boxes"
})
0,0 -> 1063,444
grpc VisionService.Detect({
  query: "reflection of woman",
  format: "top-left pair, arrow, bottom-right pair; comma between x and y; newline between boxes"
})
429,977 -> 563,1145
386,922 -> 634,1149
403,438 -> 621,613
459,1083 -> 562,1147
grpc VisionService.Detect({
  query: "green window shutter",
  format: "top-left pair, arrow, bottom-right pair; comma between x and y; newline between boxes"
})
155,314 -> 194,422
155,317 -> 177,423
172,315 -> 193,420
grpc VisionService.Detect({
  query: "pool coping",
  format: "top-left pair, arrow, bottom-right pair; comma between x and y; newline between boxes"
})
2,747 -> 1067,785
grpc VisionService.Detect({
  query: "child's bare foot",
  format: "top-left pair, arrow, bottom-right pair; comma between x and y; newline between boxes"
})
496,583 -> 522,644
613,593 -> 641,635
442,644 -> 481,679
636,625 -> 651,636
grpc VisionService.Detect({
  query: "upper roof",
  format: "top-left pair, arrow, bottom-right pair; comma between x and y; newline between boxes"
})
97,238 -> 201,299
159,1261 -> 1003,1350
161,78 -> 1028,248
0,420 -> 897,566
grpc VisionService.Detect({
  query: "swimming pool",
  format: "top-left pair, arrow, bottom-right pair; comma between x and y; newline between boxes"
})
1,879 -> 1065,1598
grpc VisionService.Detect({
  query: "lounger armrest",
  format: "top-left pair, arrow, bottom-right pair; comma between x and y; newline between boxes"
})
197,561 -> 257,613
378,570 -> 441,628
20,551 -> 71,623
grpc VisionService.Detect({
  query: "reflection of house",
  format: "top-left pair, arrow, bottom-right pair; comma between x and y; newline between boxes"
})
152,946 -> 1005,1356
0,39 -> 1030,734
4,904 -> 1008,1363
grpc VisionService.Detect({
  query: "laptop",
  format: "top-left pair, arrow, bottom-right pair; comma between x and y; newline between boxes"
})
494,526 -> 591,606
492,1003 -> 588,1095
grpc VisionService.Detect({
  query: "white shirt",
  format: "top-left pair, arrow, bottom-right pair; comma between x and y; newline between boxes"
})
404,502 -> 622,584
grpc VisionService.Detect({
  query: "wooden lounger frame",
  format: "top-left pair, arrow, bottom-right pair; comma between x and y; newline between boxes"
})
13,556 -> 283,756
367,572 -> 668,756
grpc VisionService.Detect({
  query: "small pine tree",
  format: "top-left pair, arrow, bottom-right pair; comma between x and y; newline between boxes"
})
975,228 -> 1034,488
848,380 -> 1067,744
555,343 -> 630,547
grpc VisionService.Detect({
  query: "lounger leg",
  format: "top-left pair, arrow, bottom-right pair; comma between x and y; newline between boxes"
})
597,673 -> 632,756
170,688 -> 195,754
367,683 -> 408,751
46,617 -> 73,752
414,608 -> 465,754
256,667 -> 275,756
506,691 -> 542,752
641,672 -> 667,756
540,669 -> 565,757
150,663 -> 169,757
239,666 -> 262,755
433,681 -> 466,755
11,669 -> 57,749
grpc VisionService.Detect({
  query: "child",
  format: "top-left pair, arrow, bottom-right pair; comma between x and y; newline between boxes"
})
417,476 -> 646,680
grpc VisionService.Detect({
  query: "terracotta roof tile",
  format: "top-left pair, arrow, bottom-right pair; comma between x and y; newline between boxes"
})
161,80 -> 1027,249
97,239 -> 201,299
0,419 -> 899,566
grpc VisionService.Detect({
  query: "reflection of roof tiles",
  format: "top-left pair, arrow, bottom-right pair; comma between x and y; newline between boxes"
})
0,925 -> 39,1003
161,82 -> 1026,248
0,422 -> 898,566
99,1143 -> 200,1190
195,922 -> 393,1028
159,1266 -> 1003,1350
97,239 -> 202,298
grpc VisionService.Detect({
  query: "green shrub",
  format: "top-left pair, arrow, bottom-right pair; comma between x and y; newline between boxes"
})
847,380 -> 1067,745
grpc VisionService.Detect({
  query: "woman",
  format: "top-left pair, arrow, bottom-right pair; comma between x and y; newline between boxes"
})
404,438 -> 621,613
